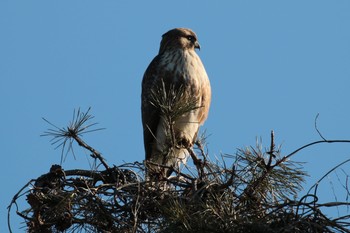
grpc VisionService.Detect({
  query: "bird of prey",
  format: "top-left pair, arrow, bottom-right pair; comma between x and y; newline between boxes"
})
141,28 -> 211,178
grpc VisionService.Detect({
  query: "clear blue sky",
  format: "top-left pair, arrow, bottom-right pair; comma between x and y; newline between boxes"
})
1,1 -> 350,231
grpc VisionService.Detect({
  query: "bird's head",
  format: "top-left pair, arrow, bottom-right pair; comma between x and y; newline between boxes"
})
159,28 -> 200,54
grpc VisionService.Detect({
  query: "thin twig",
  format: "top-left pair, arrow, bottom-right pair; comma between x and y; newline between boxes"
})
315,113 -> 327,141
70,132 -> 109,170
275,139 -> 350,167
307,158 -> 350,196
187,148 -> 203,177
7,179 -> 36,233
266,130 -> 275,168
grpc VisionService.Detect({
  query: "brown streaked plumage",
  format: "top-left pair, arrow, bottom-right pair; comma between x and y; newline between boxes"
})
141,28 -> 211,177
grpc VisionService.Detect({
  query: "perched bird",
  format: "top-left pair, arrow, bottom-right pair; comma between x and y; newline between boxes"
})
141,28 -> 211,178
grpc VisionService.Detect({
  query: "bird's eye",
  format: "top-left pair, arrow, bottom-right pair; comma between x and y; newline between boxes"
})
187,36 -> 195,42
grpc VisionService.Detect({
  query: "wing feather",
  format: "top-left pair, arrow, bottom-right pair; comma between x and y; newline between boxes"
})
141,55 -> 162,160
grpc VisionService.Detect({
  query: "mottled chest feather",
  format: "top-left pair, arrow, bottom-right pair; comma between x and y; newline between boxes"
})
159,49 -> 208,86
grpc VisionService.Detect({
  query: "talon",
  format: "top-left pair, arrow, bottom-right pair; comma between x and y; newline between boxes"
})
177,138 -> 192,149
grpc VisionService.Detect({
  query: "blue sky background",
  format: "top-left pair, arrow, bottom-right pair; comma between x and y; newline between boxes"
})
1,1 -> 350,231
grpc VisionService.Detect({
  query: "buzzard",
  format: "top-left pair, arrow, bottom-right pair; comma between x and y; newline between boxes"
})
141,28 -> 211,177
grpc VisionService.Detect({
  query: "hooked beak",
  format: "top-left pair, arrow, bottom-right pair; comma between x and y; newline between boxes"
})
194,41 -> 201,50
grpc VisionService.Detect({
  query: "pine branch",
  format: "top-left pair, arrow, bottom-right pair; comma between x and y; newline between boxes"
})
41,107 -> 108,169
